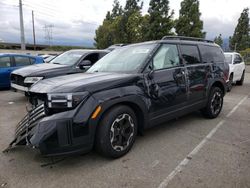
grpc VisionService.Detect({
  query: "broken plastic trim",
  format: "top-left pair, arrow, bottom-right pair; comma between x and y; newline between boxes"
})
3,104 -> 46,152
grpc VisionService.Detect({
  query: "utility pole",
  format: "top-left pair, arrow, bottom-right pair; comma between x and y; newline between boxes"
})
32,10 -> 36,50
19,0 -> 26,50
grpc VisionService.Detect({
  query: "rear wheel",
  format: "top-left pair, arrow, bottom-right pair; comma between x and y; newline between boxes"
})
95,105 -> 137,158
236,70 -> 245,86
227,74 -> 233,92
201,87 -> 223,119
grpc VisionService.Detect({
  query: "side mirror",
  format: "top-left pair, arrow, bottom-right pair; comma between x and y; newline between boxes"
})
79,60 -> 92,70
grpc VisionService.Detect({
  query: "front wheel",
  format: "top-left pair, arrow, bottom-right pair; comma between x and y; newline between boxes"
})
201,87 -> 223,119
95,105 -> 137,158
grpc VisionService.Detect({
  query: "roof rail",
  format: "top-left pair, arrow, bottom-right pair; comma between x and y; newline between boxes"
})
162,36 -> 214,43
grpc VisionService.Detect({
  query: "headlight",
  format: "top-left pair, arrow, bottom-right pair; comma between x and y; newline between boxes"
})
47,92 -> 89,109
24,77 -> 43,84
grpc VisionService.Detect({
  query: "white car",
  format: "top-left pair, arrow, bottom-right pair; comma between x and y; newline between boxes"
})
224,52 -> 245,91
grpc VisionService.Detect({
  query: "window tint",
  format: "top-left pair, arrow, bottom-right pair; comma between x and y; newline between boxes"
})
180,45 -> 201,64
0,56 -> 11,68
15,56 -> 31,66
153,44 -> 180,70
199,45 -> 224,63
83,53 -> 99,64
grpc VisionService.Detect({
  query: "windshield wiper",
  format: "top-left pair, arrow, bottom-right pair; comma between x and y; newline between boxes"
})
52,62 -> 62,65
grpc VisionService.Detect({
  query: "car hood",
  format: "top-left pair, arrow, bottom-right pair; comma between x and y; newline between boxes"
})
29,72 -> 140,93
12,63 -> 70,77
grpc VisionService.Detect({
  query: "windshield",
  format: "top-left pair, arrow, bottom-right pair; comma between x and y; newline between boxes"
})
87,44 -> 156,73
50,51 -> 86,65
224,54 -> 232,64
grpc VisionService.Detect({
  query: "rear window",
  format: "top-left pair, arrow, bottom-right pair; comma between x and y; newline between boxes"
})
224,54 -> 232,64
14,56 -> 31,66
180,45 -> 201,64
0,56 -> 11,68
200,45 -> 224,63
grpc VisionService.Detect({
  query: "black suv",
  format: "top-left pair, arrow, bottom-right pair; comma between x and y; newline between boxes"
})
7,37 -> 228,158
10,49 -> 108,93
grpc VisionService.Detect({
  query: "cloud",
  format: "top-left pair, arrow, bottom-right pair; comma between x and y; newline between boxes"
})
0,0 -> 249,46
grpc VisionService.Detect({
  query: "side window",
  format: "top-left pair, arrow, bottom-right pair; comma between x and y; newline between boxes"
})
234,54 -> 242,63
180,45 -> 201,64
83,53 -> 99,64
29,58 -> 36,64
153,44 -> 180,70
14,56 -> 31,66
199,45 -> 224,63
0,56 -> 11,68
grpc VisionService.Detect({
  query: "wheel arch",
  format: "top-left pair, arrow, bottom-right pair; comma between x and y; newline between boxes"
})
210,80 -> 226,96
95,96 -> 149,136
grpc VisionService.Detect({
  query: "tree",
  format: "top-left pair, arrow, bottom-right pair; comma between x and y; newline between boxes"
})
110,0 -> 123,19
214,34 -> 223,47
95,0 -> 124,48
175,0 -> 205,38
144,0 -> 174,41
124,0 -> 142,14
229,8 -> 250,51
126,11 -> 144,42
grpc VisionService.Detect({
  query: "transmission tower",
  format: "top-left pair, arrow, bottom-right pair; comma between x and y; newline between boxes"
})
44,24 -> 54,46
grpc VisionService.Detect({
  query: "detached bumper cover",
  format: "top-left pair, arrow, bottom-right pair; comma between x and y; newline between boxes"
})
10,104 -> 46,147
6,104 -> 93,157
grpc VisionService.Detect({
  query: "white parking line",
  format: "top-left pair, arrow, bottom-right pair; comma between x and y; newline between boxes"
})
158,95 -> 248,188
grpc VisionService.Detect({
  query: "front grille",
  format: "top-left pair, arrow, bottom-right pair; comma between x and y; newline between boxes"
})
11,74 -> 25,86
14,104 -> 46,144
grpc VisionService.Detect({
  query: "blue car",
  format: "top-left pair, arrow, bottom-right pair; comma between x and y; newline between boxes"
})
0,54 -> 44,88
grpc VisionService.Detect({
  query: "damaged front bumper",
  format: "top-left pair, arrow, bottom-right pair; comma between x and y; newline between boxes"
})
5,103 -> 94,157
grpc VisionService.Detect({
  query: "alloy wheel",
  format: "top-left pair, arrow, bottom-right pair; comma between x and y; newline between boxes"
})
110,113 -> 135,152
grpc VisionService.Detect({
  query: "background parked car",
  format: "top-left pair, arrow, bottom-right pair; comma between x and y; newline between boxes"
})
0,53 -> 44,88
40,54 -> 56,63
224,52 -> 245,91
11,49 -> 109,93
106,44 -> 126,51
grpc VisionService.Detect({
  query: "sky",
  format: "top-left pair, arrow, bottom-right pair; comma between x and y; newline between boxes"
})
0,0 -> 249,47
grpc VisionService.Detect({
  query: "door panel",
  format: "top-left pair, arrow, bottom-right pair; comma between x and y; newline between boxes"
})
148,44 -> 187,122
186,64 -> 211,102
180,44 -> 208,103
0,56 -> 14,87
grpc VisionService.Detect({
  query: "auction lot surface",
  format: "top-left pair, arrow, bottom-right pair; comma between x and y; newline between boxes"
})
1,68 -> 250,188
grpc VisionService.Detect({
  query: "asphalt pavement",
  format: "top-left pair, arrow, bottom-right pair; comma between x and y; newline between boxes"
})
0,67 -> 250,188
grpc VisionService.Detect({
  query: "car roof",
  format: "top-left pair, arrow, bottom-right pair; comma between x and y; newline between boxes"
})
0,53 -> 39,57
124,39 -> 219,48
68,49 -> 110,53
224,52 -> 239,55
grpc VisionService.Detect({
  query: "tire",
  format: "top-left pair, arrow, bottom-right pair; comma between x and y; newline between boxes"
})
95,105 -> 137,158
227,74 -> 233,92
201,87 -> 223,119
236,70 -> 245,86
